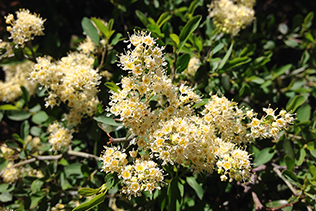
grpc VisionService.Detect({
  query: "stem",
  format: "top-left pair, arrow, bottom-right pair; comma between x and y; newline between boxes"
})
98,44 -> 107,69
273,167 -> 298,196
68,150 -> 99,160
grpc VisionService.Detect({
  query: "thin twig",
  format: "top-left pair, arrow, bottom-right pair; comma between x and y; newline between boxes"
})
106,133 -> 135,144
273,167 -> 298,196
68,150 -> 99,160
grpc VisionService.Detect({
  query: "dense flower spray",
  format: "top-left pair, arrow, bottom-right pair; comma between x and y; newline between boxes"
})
0,61 -> 37,102
29,52 -> 101,126
208,0 -> 255,36
5,9 -> 45,46
99,31 -> 294,198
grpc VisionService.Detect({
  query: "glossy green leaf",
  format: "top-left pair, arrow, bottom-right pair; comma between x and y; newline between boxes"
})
303,11 -> 314,29
21,86 -> 30,103
0,104 -> 18,110
218,42 -> 234,69
284,155 -> 295,171
0,192 -> 12,202
104,82 -> 121,93
188,0 -> 199,17
296,148 -> 306,166
247,76 -> 265,84
20,120 -> 30,141
73,193 -> 106,211
81,17 -> 100,45
91,17 -> 108,37
278,23 -> 288,34
78,187 -> 101,197
7,110 -> 31,121
30,191 -> 45,209
105,173 -> 115,190
211,43 -> 224,55
156,12 -> 172,28
286,95 -> 306,112
0,184 -> 9,193
296,104 -> 311,122
176,53 -> 190,73
64,163 -> 83,178
94,115 -> 122,127
271,64 -> 292,80
168,176 -> 181,211
265,200 -> 289,209
135,10 -> 149,27
178,15 -> 202,53
254,147 -> 276,167
31,179 -> 44,194
32,111 -> 49,124
226,57 -> 251,69
186,177 -> 203,200
13,133 -> 24,145
282,169 -> 299,184
170,33 -> 180,46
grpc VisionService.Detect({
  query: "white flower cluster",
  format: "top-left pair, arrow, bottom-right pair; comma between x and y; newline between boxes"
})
47,122 -> 73,152
102,31 -> 294,189
0,61 -> 37,102
100,146 -> 164,199
208,0 -> 256,36
29,52 -> 101,126
5,9 -> 45,46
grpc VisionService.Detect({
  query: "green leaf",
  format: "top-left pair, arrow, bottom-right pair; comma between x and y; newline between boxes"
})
64,163 -> 83,178
226,57 -> 251,69
296,104 -> 311,122
308,163 -> 316,177
81,17 -> 100,45
266,200 -> 288,209
246,76 -> 265,84
31,179 -> 44,194
7,110 -> 31,121
0,192 -> 12,202
284,155 -> 295,171
0,104 -> 18,110
94,115 -> 122,127
32,111 -> 49,124
104,82 -> 121,93
211,43 -> 224,55
73,192 -> 106,211
30,191 -> 45,209
296,148 -> 306,166
286,95 -> 306,112
186,177 -> 203,200
176,53 -> 190,73
21,86 -> 30,103
135,10 -> 149,27
188,0 -> 200,17
105,173 -> 115,190
78,187 -> 101,197
156,12 -> 172,28
193,35 -> 202,52
282,169 -> 299,184
271,64 -> 292,80
254,147 -> 276,167
13,133 -> 24,145
0,184 -> 9,193
13,47 -> 24,61
0,112 -> 3,122
168,176 -> 181,211
170,33 -> 180,46
218,42 -> 234,70
303,12 -> 314,29
178,15 -> 202,53
21,120 -> 30,141
91,18 -> 108,37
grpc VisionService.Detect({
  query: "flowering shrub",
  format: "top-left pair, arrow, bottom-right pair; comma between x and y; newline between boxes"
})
0,1 -> 316,210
